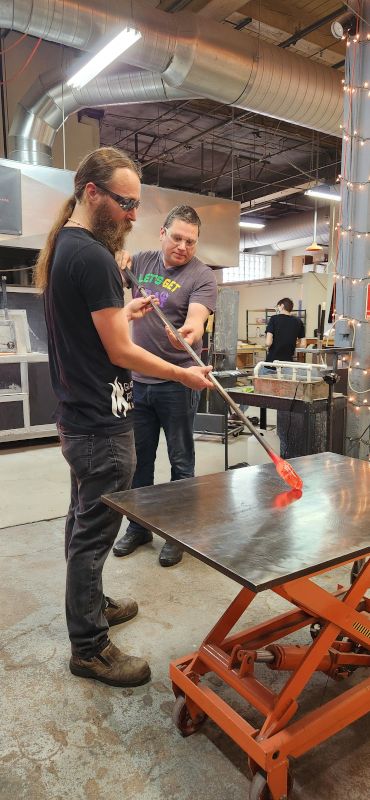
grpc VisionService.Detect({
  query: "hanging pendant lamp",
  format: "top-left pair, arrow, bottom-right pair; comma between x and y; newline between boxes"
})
306,206 -> 323,251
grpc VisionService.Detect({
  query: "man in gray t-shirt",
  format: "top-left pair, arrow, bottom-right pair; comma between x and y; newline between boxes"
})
113,205 -> 217,567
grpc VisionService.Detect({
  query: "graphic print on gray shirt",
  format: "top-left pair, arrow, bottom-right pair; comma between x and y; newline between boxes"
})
130,250 -> 217,383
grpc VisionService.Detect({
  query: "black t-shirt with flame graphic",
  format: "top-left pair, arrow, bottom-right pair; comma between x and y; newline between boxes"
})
44,227 -> 133,434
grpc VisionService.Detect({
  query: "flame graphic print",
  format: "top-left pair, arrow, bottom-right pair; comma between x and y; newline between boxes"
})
109,378 -> 134,418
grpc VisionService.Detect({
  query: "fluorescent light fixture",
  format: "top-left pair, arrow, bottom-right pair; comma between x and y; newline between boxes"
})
67,27 -> 142,89
305,186 -> 341,203
239,221 -> 266,229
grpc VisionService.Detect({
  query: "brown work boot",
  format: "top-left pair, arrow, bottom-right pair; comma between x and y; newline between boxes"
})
69,641 -> 151,687
103,596 -> 138,627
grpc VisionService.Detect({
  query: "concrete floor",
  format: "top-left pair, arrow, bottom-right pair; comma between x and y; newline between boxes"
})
0,426 -> 369,800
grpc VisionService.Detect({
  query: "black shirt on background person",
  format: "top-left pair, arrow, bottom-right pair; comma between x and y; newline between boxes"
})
265,297 -> 306,366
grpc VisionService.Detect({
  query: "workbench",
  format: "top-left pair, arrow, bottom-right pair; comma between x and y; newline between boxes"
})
103,452 -> 370,800
236,345 -> 266,369
229,389 -> 347,454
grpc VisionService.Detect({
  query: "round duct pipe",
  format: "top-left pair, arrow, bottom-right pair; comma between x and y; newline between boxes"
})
240,208 -> 330,250
2,0 -> 344,167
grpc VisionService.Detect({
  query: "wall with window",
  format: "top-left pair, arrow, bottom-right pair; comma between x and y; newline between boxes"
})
218,235 -> 327,341
222,253 -> 272,283
221,252 -> 284,283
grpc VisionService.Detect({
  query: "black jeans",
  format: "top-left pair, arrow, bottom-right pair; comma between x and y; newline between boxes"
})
126,381 -> 200,537
59,428 -> 136,658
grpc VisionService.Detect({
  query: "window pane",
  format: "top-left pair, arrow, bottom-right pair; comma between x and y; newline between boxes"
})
223,254 -> 271,282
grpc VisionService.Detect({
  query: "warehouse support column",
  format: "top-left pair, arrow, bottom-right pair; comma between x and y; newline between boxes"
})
335,1 -> 370,460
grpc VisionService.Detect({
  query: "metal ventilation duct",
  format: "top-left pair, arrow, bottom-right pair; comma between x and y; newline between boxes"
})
1,0 -> 344,166
9,69 -> 194,165
241,208 -> 330,251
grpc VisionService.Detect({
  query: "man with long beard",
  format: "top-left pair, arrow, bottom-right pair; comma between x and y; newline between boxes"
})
35,147 -> 212,687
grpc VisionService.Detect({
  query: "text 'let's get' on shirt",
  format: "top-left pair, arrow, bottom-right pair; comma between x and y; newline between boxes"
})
130,250 -> 217,383
266,313 -> 305,363
44,227 -> 133,435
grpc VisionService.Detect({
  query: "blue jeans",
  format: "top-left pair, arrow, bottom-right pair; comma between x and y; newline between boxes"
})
59,428 -> 136,658
127,381 -> 200,536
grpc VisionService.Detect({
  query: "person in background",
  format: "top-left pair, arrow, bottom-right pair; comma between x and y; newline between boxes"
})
265,297 -> 306,365
265,297 -> 306,457
113,205 -> 217,567
34,148 -> 213,688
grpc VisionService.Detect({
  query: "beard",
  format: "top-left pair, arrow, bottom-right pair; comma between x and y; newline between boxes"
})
90,200 -> 132,254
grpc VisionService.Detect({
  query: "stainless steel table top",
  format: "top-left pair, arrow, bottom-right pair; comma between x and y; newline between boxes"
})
103,453 -> 370,592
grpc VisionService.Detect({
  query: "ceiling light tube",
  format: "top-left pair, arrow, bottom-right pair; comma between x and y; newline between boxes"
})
67,28 -> 142,89
239,221 -> 266,229
305,188 -> 341,203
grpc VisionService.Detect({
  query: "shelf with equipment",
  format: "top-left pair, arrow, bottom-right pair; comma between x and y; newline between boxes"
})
0,286 -> 57,443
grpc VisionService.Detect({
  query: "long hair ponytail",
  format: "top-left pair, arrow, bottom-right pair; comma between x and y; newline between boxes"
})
33,146 -> 141,292
34,195 -> 76,291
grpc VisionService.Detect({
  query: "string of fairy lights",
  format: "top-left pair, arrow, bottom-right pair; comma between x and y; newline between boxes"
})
330,22 -> 370,440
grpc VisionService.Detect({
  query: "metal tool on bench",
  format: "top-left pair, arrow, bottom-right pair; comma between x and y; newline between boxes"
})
123,268 -> 303,491
0,276 -> 17,353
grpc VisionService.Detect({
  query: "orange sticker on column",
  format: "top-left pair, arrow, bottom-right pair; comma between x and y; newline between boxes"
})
367,284 -> 370,320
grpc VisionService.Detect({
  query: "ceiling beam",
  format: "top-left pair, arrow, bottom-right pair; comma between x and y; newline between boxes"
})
240,181 -> 314,209
157,0 -> 246,17
237,1 -> 345,57
197,1 -> 248,20
278,5 -> 347,49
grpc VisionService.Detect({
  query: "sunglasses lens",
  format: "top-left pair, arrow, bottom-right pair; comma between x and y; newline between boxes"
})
120,199 -> 139,211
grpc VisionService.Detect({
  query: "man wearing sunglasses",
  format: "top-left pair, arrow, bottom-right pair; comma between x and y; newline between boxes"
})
35,149 -> 213,689
113,205 -> 217,567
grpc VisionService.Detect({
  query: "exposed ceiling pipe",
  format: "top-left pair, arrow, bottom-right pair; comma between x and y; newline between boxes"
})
3,0 -> 345,253
9,68 -> 194,165
244,238 -> 326,254
1,0 -> 344,154
241,208 -> 330,250
245,237 -> 327,253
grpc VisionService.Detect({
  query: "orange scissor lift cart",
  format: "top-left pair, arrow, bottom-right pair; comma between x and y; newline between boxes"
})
103,453 -> 370,800
170,554 -> 370,800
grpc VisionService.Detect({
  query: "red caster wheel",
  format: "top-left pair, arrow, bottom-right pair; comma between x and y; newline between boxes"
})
172,695 -> 206,737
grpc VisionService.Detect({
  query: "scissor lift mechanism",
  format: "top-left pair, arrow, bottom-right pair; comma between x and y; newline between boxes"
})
102,453 -> 370,800
170,556 -> 370,800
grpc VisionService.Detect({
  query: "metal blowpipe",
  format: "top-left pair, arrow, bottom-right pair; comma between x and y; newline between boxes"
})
123,268 -> 303,491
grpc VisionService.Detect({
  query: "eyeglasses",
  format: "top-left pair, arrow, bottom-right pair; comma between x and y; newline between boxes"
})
94,181 -> 140,211
164,228 -> 198,248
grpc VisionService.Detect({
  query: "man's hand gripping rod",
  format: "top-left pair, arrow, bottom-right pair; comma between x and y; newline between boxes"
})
123,268 -> 303,491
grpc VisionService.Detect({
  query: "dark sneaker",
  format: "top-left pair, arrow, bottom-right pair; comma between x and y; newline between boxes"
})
104,596 -> 138,627
159,541 -> 183,567
69,641 -> 151,687
113,529 -> 153,557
